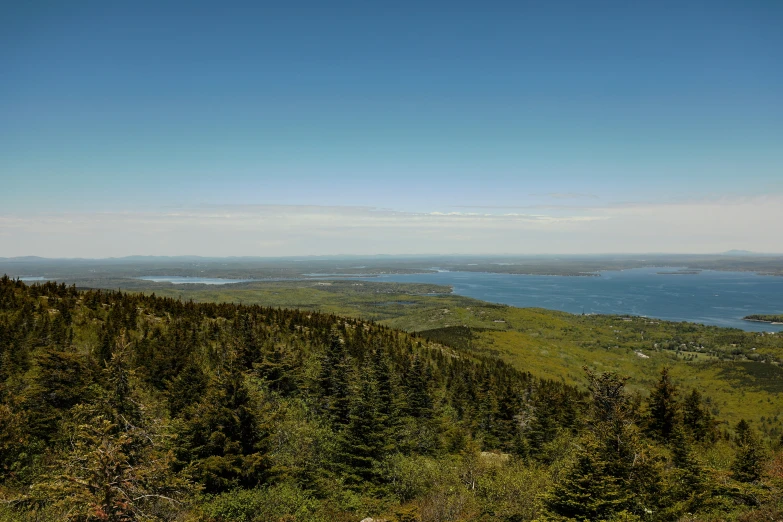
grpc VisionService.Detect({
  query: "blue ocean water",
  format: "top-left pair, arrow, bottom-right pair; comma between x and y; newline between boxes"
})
353,267 -> 783,332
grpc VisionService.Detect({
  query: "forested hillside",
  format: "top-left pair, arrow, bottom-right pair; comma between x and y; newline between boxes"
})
0,276 -> 781,521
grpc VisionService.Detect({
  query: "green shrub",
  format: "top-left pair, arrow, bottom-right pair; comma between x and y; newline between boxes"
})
199,482 -> 324,522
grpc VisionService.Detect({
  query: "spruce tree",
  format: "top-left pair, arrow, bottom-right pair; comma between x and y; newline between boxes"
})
370,344 -> 403,448
254,343 -> 298,394
731,420 -> 766,483
547,369 -> 663,519
646,367 -> 679,442
318,328 -> 351,427
477,383 -> 501,448
683,388 -> 713,442
664,424 -> 709,515
544,436 -> 627,521
406,355 -> 433,418
167,359 -> 208,418
25,348 -> 93,441
174,360 -> 269,492
523,388 -> 565,461
102,333 -> 141,424
337,359 -> 388,487
33,332 -> 192,521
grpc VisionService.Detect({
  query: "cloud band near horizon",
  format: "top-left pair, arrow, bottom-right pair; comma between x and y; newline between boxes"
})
1,195 -> 781,258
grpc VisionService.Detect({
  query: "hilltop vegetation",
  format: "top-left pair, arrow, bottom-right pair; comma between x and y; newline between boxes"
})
38,274 -> 783,433
76,277 -> 783,432
1,276 -> 782,521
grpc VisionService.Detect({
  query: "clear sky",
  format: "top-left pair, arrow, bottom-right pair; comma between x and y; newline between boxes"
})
2,1 -> 782,256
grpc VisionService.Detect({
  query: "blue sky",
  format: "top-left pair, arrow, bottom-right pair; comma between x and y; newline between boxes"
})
1,1 -> 782,255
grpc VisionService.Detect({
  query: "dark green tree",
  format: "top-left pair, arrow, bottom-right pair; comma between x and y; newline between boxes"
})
731,420 -> 766,483
174,362 -> 269,492
370,344 -> 403,443
405,355 -> 432,418
336,360 -> 389,487
476,383 -> 501,448
683,388 -> 713,442
522,387 -> 567,461
544,436 -> 628,521
318,328 -> 351,427
546,369 -> 662,519
646,367 -> 679,442
254,343 -> 299,394
663,424 -> 710,516
24,348 -> 94,441
167,359 -> 208,418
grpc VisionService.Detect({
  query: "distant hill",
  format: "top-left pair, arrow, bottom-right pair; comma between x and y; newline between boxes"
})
721,249 -> 761,256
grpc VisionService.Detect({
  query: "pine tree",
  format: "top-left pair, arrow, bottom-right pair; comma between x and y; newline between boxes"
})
550,368 -> 664,519
254,343 -> 298,394
683,388 -> 713,442
174,361 -> 269,492
523,387 -> 566,461
31,333 -> 192,522
337,359 -> 388,487
370,343 -> 403,447
477,382 -> 501,448
406,355 -> 433,418
97,321 -> 117,367
318,328 -> 351,427
25,348 -> 94,441
731,420 -> 766,483
646,367 -> 679,442
664,424 -> 710,515
495,381 -> 522,451
544,436 -> 628,521
101,332 -> 141,424
167,359 -> 208,418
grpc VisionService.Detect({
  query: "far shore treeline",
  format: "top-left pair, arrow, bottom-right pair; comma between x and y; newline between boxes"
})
744,314 -> 783,324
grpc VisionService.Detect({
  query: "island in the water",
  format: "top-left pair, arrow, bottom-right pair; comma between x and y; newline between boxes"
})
743,314 -> 783,324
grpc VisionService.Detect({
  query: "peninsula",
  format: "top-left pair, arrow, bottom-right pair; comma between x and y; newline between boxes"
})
743,314 -> 783,324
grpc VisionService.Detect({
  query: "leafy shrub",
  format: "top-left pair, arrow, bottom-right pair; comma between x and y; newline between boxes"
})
199,483 -> 324,522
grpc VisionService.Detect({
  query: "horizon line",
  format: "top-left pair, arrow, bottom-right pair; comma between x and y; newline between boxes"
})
2,251 -> 782,262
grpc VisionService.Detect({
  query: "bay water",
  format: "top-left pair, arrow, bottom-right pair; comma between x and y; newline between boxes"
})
354,267 -> 783,332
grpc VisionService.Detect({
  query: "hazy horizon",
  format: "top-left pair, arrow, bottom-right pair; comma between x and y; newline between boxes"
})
3,249 -> 783,262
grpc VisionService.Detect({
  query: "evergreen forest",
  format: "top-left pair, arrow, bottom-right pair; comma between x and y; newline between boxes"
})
1,276 -> 781,521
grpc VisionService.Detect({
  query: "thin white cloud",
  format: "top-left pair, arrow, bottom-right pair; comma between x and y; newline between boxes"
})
0,195 -> 781,257
529,192 -> 601,200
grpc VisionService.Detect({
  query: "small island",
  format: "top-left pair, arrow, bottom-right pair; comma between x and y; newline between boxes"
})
743,314 -> 783,324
